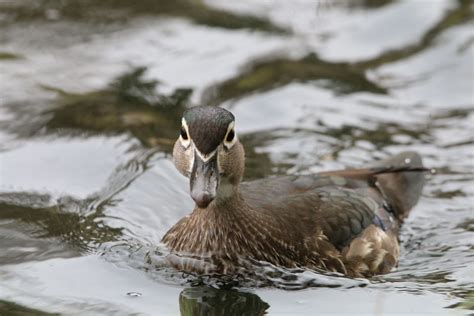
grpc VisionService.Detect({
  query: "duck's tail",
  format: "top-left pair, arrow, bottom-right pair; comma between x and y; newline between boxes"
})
368,151 -> 427,221
318,151 -> 427,221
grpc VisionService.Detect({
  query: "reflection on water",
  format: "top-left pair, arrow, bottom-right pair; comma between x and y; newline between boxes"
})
201,53 -> 387,107
8,67 -> 191,149
0,0 -> 287,34
0,300 -> 59,316
179,286 -> 269,316
0,0 -> 473,314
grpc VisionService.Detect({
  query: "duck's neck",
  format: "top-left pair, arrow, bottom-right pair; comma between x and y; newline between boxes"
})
163,181 -> 256,253
204,180 -> 249,225
215,177 -> 242,207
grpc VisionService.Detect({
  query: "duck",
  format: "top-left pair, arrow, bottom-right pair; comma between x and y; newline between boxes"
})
161,106 -> 426,278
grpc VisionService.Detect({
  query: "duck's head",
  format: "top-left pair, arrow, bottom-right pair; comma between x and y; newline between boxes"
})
173,106 -> 245,208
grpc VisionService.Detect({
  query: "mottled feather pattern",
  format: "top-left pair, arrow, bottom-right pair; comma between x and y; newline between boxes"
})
162,107 -> 425,278
162,177 -> 401,277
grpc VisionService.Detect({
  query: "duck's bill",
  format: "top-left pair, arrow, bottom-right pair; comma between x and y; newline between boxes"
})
190,153 -> 219,208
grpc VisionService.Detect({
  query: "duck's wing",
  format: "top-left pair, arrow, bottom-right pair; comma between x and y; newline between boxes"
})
242,178 -> 390,249
241,151 -> 426,221
241,176 -> 403,276
240,152 -> 426,251
318,151 -> 426,221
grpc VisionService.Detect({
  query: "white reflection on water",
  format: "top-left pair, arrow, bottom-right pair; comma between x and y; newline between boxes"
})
0,136 -> 136,199
0,0 -> 472,314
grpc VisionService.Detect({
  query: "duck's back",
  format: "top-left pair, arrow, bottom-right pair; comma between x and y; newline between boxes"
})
240,151 -> 425,276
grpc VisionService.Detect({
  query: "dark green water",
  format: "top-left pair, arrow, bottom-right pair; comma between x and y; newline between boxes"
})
0,0 -> 473,315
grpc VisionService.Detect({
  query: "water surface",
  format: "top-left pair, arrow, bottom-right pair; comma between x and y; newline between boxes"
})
0,0 -> 473,314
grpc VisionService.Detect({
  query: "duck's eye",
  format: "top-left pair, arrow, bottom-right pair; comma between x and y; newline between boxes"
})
180,127 -> 188,140
226,129 -> 235,143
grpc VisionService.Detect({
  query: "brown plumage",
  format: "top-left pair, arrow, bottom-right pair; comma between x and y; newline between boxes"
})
162,106 -> 426,278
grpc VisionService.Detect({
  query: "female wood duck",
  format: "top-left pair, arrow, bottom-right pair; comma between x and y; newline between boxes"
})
162,106 -> 426,278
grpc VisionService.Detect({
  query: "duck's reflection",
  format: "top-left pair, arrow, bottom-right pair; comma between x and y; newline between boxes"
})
179,286 -> 269,316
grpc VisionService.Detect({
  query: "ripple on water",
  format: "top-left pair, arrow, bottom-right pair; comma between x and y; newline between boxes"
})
0,0 -> 473,314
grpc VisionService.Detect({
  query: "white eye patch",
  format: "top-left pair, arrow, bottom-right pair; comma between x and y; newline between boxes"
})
180,118 -> 191,148
223,121 -> 237,149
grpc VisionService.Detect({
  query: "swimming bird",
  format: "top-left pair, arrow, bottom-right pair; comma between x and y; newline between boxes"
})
162,106 -> 426,278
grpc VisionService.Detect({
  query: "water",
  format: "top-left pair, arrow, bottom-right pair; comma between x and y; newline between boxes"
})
0,0 -> 473,314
